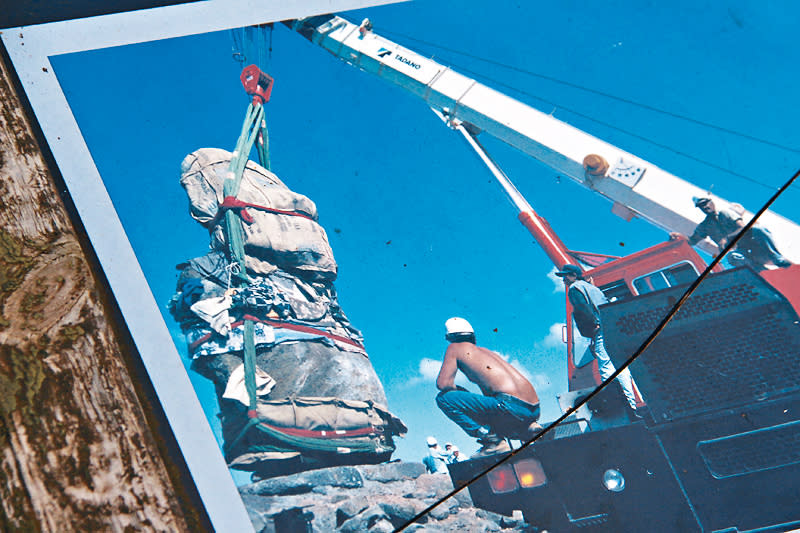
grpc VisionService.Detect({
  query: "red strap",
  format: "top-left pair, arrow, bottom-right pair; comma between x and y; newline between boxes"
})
245,315 -> 365,350
220,196 -> 254,223
189,316 -> 365,353
257,421 -> 379,439
220,195 -> 314,223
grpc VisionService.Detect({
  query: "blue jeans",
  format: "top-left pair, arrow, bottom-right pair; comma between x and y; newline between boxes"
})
592,328 -> 638,410
731,226 -> 791,269
436,389 -> 540,440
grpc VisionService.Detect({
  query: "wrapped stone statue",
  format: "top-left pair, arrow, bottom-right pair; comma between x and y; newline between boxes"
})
169,148 -> 406,478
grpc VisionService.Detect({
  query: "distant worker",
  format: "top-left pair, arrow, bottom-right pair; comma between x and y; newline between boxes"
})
447,445 -> 465,463
435,317 -> 542,457
671,197 -> 792,270
444,442 -> 454,460
422,436 -> 448,474
555,265 -> 642,417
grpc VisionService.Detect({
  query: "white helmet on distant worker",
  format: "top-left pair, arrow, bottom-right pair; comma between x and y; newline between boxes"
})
445,317 -> 474,337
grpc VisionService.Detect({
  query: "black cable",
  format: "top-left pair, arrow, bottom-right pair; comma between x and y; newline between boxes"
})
377,26 -> 800,193
451,62 -> 780,192
378,27 -> 783,192
396,168 -> 800,531
378,28 -> 800,155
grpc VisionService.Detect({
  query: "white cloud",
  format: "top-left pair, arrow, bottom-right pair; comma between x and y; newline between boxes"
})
547,266 -> 566,293
539,321 -> 590,361
530,372 -> 553,391
406,357 -> 469,388
418,357 -> 440,381
542,322 -> 566,348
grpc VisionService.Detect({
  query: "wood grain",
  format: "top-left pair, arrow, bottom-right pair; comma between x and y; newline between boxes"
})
0,49 -> 197,532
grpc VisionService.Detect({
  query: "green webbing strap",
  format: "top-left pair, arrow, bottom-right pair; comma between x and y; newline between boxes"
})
251,423 -> 379,453
223,102 -> 266,415
243,319 -> 257,412
226,419 -> 380,455
256,117 -> 270,171
225,417 -> 262,457
228,103 -> 264,188
222,206 -> 249,284
224,103 -> 265,284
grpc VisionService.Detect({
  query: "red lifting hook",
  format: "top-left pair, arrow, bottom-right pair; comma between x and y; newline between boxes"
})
240,65 -> 274,105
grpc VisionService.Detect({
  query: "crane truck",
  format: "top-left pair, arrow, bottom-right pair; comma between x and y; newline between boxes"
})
287,14 -> 800,532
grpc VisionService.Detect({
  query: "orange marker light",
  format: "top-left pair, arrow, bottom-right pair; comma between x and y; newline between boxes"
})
513,459 -> 547,488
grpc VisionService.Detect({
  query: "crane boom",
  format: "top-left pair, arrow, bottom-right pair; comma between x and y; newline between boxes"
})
291,14 -> 800,263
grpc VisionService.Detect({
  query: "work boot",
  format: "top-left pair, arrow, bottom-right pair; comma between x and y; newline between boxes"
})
518,421 -> 545,443
527,421 -> 544,437
774,256 -> 793,268
627,404 -> 650,422
472,435 -> 511,457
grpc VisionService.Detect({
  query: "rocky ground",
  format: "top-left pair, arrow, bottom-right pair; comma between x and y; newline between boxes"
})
239,461 -> 533,532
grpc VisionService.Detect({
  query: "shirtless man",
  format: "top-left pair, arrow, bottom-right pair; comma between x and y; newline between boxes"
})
435,317 -> 541,456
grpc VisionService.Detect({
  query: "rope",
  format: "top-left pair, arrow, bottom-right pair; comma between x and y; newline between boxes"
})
218,196 -> 313,223
188,316 -> 366,353
244,315 -> 365,350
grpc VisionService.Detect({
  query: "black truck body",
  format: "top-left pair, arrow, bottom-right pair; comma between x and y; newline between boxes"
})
448,267 -> 800,532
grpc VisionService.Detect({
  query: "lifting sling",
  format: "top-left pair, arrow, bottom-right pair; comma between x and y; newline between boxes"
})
225,65 -> 274,416
222,66 -> 382,455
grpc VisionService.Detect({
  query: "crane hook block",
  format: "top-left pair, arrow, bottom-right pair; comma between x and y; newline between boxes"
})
240,65 -> 274,105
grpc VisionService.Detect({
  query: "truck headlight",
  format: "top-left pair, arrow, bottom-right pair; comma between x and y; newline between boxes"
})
602,469 -> 625,492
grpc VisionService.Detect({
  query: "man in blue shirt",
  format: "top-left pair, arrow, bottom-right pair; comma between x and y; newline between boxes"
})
556,264 -> 641,415
422,436 -> 448,474
676,197 -> 792,270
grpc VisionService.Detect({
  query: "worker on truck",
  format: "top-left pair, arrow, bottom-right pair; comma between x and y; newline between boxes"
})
556,264 -> 642,417
672,196 -> 792,270
435,317 -> 542,457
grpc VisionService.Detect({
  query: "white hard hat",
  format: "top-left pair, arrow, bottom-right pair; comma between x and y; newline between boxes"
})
426,436 -> 438,446
445,317 -> 473,336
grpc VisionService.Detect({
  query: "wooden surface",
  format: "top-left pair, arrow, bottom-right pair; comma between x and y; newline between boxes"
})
0,48 -> 200,532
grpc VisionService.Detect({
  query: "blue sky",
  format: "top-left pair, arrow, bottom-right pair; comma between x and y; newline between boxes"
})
51,0 -> 800,486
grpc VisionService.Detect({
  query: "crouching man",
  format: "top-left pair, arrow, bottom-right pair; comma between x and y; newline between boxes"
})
435,317 -> 542,457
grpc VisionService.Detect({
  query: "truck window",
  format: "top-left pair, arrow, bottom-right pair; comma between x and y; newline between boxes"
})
633,261 -> 699,295
599,279 -> 633,302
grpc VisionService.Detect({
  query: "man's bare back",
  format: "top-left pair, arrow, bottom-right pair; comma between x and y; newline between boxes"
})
436,342 -> 539,406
